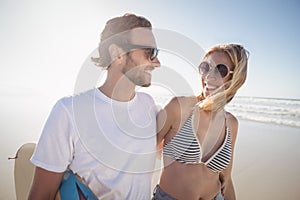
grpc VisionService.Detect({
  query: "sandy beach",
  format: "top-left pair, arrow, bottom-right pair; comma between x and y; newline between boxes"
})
1,119 -> 300,200
232,120 -> 300,199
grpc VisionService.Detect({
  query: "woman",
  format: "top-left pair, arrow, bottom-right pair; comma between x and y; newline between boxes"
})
154,44 -> 248,200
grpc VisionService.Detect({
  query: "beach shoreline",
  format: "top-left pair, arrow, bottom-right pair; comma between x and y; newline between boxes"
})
1,119 -> 300,199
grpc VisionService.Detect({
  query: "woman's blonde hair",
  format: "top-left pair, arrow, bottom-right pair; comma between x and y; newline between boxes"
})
198,44 -> 249,111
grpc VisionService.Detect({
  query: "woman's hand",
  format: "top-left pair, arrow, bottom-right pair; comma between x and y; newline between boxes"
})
219,172 -> 226,196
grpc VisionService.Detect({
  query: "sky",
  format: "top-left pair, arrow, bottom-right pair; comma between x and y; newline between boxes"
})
1,0 -> 300,100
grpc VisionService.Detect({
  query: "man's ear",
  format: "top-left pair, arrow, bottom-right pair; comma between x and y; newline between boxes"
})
108,44 -> 124,64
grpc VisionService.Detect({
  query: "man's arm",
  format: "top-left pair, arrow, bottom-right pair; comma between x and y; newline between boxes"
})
28,167 -> 64,200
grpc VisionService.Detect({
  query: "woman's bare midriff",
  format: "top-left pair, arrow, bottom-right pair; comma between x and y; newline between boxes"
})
159,158 -> 221,200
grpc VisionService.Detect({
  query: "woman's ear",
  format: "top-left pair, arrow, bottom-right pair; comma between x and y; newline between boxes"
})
108,44 -> 124,64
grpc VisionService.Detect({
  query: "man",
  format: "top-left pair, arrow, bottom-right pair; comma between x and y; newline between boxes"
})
29,13 -> 161,199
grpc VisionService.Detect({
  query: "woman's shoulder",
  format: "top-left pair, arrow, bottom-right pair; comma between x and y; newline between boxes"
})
164,96 -> 198,117
166,96 -> 197,109
225,111 -> 238,126
168,96 -> 198,106
225,111 -> 239,140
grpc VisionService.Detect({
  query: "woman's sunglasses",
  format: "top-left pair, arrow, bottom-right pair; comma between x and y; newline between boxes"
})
123,44 -> 159,61
198,61 -> 234,78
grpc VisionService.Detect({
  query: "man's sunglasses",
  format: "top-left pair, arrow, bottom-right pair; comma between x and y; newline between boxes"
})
198,61 -> 234,78
123,44 -> 159,61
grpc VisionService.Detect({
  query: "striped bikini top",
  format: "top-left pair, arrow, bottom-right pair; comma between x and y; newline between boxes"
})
163,115 -> 232,173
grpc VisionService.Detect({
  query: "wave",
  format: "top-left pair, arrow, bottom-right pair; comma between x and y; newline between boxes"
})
226,96 -> 300,128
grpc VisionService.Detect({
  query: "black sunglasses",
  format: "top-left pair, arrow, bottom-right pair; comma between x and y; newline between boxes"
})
198,61 -> 234,78
123,44 -> 159,61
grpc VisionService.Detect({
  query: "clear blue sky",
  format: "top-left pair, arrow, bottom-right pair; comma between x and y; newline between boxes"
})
1,0 -> 299,99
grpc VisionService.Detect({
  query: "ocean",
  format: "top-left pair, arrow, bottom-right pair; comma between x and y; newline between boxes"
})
226,96 -> 300,128
152,95 -> 300,128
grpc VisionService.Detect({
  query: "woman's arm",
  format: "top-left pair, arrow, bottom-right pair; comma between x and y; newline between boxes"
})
156,97 -> 180,146
220,112 -> 239,200
28,167 -> 64,200
156,108 -> 169,146
220,169 -> 235,200
157,96 -> 197,145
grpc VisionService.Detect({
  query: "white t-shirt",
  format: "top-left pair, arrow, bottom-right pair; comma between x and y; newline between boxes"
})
31,88 -> 158,199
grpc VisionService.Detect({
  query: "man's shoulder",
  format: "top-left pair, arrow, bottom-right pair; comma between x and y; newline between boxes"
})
136,92 -> 155,103
57,89 -> 95,109
136,91 -> 153,98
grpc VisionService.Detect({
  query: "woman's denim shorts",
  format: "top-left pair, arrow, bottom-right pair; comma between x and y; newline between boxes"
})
152,185 -> 225,200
